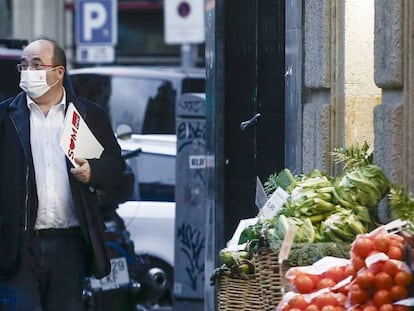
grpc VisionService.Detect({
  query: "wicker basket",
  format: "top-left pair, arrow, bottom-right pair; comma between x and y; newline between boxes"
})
217,273 -> 263,311
254,247 -> 290,311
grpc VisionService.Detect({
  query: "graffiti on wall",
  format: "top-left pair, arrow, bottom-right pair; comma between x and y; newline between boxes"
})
177,222 -> 205,291
177,120 -> 206,152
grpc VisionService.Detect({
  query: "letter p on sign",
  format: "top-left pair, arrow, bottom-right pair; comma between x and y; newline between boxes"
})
83,3 -> 107,41
75,0 -> 117,45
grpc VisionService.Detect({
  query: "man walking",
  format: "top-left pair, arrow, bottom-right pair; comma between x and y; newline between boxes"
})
0,37 -> 125,311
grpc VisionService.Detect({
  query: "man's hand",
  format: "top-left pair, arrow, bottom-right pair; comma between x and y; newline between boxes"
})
71,158 -> 91,184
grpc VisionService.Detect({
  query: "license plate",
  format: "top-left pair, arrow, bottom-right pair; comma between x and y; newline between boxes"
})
90,257 -> 130,291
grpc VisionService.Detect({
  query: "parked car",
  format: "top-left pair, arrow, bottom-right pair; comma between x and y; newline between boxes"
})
69,66 -> 206,297
0,39 -> 26,102
117,133 -> 176,264
69,66 -> 205,135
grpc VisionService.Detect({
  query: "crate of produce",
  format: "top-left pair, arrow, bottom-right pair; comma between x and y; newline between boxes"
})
217,273 -> 263,311
254,242 -> 351,311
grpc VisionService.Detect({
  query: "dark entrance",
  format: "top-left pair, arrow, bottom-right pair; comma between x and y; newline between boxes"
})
221,0 -> 286,241
202,1 -> 286,309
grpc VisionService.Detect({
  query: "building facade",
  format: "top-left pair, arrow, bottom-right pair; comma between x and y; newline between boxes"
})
2,1 -> 414,310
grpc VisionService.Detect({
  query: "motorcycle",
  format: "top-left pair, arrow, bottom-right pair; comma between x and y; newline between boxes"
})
83,148 -> 172,311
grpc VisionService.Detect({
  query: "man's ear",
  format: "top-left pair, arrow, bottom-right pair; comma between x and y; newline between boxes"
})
57,65 -> 65,79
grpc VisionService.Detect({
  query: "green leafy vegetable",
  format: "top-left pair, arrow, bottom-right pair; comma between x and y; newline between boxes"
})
387,184 -> 414,232
320,208 -> 369,242
270,215 -> 315,243
331,141 -> 373,170
264,168 -> 296,195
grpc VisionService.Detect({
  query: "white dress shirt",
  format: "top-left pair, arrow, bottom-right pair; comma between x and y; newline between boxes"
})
27,91 -> 80,229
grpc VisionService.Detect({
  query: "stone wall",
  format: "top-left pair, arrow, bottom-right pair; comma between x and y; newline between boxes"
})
302,0 -> 341,175
373,0 -> 409,189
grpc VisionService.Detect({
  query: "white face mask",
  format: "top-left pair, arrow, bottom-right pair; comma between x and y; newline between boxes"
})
19,68 -> 59,99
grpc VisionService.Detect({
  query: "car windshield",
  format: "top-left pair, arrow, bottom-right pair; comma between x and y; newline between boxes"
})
71,74 -> 178,134
128,151 -> 176,202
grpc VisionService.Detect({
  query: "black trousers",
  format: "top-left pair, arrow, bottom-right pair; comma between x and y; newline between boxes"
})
0,229 -> 87,311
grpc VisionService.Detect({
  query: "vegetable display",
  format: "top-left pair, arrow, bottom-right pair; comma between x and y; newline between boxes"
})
213,143 -> 414,311
277,227 -> 413,311
260,143 -> 390,247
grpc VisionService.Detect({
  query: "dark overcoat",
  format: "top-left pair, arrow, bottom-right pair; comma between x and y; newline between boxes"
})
0,91 -> 125,279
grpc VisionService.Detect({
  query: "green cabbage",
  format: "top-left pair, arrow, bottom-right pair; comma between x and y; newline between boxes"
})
320,208 -> 369,242
272,215 -> 315,243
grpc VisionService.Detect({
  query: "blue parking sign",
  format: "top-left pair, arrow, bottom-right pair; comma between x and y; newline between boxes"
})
76,0 -> 117,45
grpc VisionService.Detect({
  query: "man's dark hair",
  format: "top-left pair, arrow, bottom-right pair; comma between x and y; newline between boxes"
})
32,36 -> 67,69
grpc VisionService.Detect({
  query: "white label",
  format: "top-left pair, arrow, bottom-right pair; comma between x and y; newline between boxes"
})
384,219 -> 407,232
90,257 -> 129,291
365,252 -> 389,268
278,225 -> 297,264
260,187 -> 289,220
76,45 -> 115,63
393,298 -> 414,307
189,155 -> 206,169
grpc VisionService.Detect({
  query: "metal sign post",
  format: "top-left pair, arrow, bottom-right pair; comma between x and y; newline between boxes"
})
164,0 -> 205,68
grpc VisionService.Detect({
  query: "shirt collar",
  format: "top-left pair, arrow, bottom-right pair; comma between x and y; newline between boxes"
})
26,87 -> 67,111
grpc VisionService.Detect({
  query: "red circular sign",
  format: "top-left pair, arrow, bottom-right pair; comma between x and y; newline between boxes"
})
177,2 -> 191,18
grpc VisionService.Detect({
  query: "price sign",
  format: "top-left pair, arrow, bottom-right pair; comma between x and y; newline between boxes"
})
259,187 -> 289,220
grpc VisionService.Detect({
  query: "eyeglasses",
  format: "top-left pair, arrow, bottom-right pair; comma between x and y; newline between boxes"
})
16,62 -> 61,72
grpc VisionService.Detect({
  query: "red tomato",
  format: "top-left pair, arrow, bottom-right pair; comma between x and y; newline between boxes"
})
353,237 -> 375,258
313,293 -> 339,308
394,306 -> 410,311
389,233 -> 404,246
356,271 -> 376,290
320,306 -> 336,311
334,293 -> 347,305
308,274 -> 322,287
317,278 -> 336,290
373,289 -> 392,307
294,274 -> 315,294
387,246 -> 404,260
324,266 -> 345,283
394,270 -> 413,287
375,272 -> 394,290
289,294 -> 309,310
304,304 -> 320,311
336,284 -> 349,296
381,260 -> 399,277
343,264 -> 356,278
362,306 -> 378,311
378,305 -> 394,311
374,234 -> 392,253
349,284 -> 369,305
351,255 -> 366,272
390,284 -> 408,300
369,262 -> 383,275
